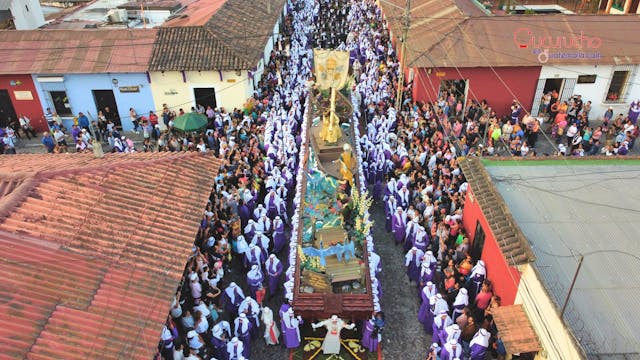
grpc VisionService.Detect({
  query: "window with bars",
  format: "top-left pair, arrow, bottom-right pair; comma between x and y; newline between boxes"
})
605,70 -> 631,103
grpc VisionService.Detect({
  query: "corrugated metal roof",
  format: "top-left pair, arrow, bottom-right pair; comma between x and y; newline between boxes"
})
487,163 -> 640,358
380,6 -> 640,68
0,152 -> 222,359
0,29 -> 157,75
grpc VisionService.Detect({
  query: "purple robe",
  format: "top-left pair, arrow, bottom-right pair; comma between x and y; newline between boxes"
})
432,316 -> 453,346
281,317 -> 302,349
266,195 -> 279,219
405,252 -> 422,283
273,222 -> 286,253
440,343 -> 462,360
235,321 -> 252,359
418,301 -> 435,334
361,319 -> 379,353
372,180 -> 383,201
247,271 -> 264,299
392,213 -> 406,244
212,336 -> 229,360
238,204 -> 251,229
470,343 -> 488,360
223,288 -> 245,314
266,259 -> 283,296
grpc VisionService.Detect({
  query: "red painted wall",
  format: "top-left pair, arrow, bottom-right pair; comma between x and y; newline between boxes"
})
412,66 -> 541,117
462,185 -> 520,306
0,75 -> 46,131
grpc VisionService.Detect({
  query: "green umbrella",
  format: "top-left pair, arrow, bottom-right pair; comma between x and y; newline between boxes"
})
173,112 -> 208,132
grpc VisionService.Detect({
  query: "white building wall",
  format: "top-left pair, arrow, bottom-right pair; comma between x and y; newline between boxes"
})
538,64 -> 640,120
9,0 -> 45,29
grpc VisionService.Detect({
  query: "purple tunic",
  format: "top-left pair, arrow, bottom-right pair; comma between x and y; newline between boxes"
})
282,318 -> 302,349
470,343 -> 488,360
361,319 -> 379,353
266,259 -> 283,296
273,222 -> 286,253
247,272 -> 264,299
236,322 -> 252,359
212,336 -> 229,360
406,254 -> 421,283
392,213 -> 406,244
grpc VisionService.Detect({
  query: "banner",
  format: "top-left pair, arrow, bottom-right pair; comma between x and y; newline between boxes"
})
313,49 -> 350,90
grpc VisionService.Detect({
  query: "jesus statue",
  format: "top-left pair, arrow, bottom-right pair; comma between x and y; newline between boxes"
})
311,315 -> 356,354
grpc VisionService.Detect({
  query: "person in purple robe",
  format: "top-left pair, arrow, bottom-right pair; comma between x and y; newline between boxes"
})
237,199 -> 251,229
244,219 -> 257,243
265,254 -> 283,298
396,185 -> 411,209
281,307 -> 303,349
404,218 -> 419,252
222,282 -> 245,315
444,324 -> 461,344
272,216 -> 286,253
440,339 -> 462,360
226,337 -> 244,360
419,262 -> 435,288
468,260 -> 486,300
361,315 -> 380,353
469,328 -> 491,360
372,179 -> 383,201
385,197 -> 397,232
392,207 -> 407,245
451,288 -> 469,322
414,227 -> 429,253
405,247 -> 424,284
211,324 -> 229,360
418,285 -> 437,333
246,265 -> 264,299
234,313 -> 253,359
244,244 -> 265,269
266,190 -> 280,219
432,310 -> 453,346
628,100 -> 640,125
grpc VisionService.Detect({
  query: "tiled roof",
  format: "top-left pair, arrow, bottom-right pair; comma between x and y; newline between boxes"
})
492,304 -> 541,354
0,152 -> 222,360
149,26 -> 251,71
382,12 -> 640,68
203,0 -> 286,67
150,0 -> 286,71
0,29 -> 157,75
458,157 -> 534,265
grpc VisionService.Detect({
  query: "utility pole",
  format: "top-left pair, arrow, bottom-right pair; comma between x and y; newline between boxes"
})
561,254 -> 584,318
395,0 -> 412,111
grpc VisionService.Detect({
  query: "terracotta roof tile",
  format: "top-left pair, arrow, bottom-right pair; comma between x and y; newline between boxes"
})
459,157 -> 534,265
492,304 -> 541,354
150,0 -> 286,71
149,26 -> 251,71
0,152 -> 223,359
0,29 -> 157,75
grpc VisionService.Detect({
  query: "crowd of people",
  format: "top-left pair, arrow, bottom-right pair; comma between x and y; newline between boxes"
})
156,1 -> 315,359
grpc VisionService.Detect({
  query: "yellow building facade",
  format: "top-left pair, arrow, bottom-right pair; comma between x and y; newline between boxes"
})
149,70 -> 253,114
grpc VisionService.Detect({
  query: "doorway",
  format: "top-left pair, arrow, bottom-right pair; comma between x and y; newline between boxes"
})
92,90 -> 121,128
543,78 -> 564,97
471,220 -> 486,262
193,88 -> 217,110
439,79 -> 469,118
0,90 -> 17,128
